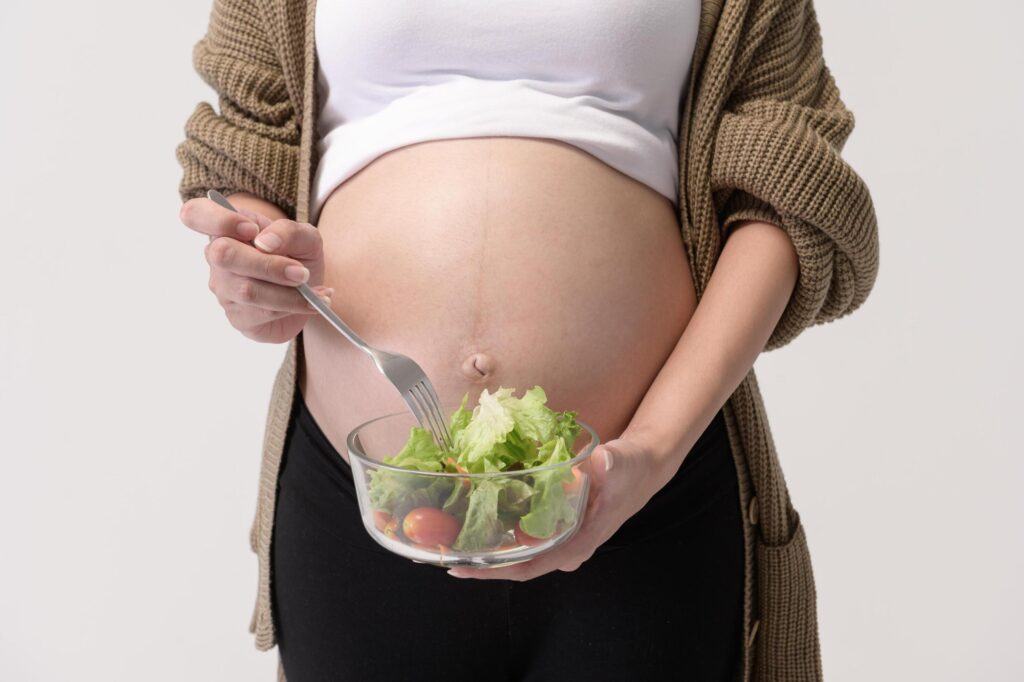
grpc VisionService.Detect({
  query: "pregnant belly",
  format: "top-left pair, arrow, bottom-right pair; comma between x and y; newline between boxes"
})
300,137 -> 697,465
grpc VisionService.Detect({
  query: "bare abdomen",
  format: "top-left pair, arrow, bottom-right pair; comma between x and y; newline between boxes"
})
300,137 -> 697,464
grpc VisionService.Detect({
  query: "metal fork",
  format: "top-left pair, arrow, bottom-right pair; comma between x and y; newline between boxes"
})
207,190 -> 453,451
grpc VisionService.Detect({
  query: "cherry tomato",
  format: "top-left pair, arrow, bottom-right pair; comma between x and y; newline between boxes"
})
402,507 -> 462,547
514,519 -> 549,547
382,518 -> 400,539
562,466 -> 584,495
373,510 -> 392,532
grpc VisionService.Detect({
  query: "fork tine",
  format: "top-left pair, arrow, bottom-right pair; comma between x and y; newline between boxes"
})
416,381 -> 452,450
410,383 -> 448,451
408,385 -> 440,439
402,392 -> 428,431
407,384 -> 432,429
420,380 -> 453,448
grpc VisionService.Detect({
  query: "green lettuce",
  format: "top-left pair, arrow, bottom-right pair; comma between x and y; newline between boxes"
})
368,469 -> 453,518
367,385 -> 585,547
452,478 -> 505,550
453,387 -> 516,465
385,426 -> 445,472
367,426 -> 447,514
517,437 -> 577,539
452,476 -> 538,550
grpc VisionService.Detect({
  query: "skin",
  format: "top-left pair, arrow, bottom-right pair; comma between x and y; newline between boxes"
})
179,136 -> 797,582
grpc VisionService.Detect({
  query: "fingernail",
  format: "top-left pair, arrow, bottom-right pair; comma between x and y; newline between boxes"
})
447,569 -> 466,578
604,449 -> 614,472
285,265 -> 309,283
253,232 -> 281,252
324,287 -> 336,297
238,222 -> 260,240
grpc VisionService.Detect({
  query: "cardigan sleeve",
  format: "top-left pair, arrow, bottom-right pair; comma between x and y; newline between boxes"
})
710,0 -> 880,350
175,0 -> 300,217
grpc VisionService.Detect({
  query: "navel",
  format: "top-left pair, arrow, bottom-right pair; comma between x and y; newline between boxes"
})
460,352 -> 495,381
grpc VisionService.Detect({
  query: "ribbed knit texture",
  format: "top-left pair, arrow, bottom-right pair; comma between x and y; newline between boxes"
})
176,0 -> 879,679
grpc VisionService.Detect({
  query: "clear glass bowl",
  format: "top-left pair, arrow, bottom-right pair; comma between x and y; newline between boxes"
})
346,401 -> 599,568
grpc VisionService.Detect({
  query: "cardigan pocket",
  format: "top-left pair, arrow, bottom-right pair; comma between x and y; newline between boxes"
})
753,513 -> 823,682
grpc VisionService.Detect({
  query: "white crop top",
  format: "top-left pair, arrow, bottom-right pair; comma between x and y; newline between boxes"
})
311,1 -> 702,224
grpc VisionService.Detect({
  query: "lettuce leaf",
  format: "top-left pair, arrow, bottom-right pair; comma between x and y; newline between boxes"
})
369,469 -> 453,517
368,427 -> 448,514
553,410 -> 582,450
384,426 -> 445,472
496,478 -> 533,516
449,393 -> 473,443
452,478 -> 505,551
442,478 -> 471,516
499,386 -> 558,443
452,476 -> 539,550
518,437 -> 577,539
453,387 -> 516,465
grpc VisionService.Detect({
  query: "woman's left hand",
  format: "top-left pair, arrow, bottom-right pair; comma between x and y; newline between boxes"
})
446,433 -> 669,581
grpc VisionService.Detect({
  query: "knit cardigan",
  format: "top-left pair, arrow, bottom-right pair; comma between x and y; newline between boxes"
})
176,0 -> 879,679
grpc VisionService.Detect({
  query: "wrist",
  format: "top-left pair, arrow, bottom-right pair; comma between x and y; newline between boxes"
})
619,419 -> 702,490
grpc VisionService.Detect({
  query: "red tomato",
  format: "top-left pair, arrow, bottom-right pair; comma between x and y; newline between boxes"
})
562,466 -> 584,495
372,510 -> 392,532
382,519 -> 400,539
402,507 -> 461,547
514,519 -> 549,547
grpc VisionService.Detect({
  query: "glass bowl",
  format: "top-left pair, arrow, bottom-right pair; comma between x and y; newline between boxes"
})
346,400 -> 599,568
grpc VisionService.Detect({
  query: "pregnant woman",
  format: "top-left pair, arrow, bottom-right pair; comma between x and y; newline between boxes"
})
176,0 -> 878,680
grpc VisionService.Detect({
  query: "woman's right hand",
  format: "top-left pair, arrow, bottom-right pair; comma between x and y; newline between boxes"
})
179,197 -> 334,344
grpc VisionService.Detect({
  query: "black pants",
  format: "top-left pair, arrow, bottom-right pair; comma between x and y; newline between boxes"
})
272,388 -> 744,682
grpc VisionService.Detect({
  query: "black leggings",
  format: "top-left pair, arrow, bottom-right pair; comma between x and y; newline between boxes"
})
271,388 -> 744,682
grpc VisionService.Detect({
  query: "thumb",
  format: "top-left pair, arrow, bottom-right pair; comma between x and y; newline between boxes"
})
598,443 -> 615,473
583,442 -> 628,516
591,437 -> 648,482
588,442 -> 621,494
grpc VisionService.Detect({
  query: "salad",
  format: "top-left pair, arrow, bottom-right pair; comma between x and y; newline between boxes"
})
366,386 -> 585,553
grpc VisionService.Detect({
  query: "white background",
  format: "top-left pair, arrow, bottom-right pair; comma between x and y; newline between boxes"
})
2,1 -> 1021,680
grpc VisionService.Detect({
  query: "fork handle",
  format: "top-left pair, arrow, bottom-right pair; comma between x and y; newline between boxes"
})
207,190 -> 374,356
294,282 -> 373,354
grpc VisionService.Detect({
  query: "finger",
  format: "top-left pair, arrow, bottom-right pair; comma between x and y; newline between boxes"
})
180,197 -> 260,241
223,301 -> 309,332
237,207 -> 273,231
206,237 -> 313,286
211,208 -> 272,244
216,271 -> 334,314
251,218 -> 323,261
222,286 -> 333,331
210,265 -> 332,311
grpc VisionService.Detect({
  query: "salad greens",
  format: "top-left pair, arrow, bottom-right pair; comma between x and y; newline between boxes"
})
367,386 -> 583,551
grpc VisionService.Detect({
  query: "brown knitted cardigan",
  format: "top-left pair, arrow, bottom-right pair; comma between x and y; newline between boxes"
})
176,0 -> 879,679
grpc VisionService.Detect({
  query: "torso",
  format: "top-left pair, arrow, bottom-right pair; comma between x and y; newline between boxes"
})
300,136 -> 697,466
